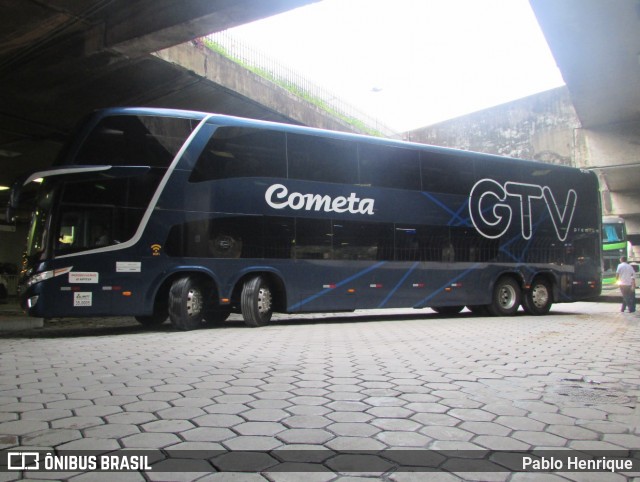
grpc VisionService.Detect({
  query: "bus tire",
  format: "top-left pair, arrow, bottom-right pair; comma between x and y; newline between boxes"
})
522,278 -> 552,315
488,277 -> 521,316
169,276 -> 207,330
241,275 -> 273,327
432,306 -> 464,315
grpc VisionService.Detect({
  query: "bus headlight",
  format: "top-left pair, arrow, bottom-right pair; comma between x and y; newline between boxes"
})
26,266 -> 73,287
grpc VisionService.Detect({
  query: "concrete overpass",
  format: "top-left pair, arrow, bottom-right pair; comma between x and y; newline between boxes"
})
0,0 -> 328,205
530,0 -> 640,247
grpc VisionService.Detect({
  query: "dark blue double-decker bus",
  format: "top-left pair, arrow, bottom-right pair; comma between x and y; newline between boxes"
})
10,107 -> 602,329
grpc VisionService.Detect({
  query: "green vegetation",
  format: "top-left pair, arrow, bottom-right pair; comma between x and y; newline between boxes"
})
203,38 -> 383,137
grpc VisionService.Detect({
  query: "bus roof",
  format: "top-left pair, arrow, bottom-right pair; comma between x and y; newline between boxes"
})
96,107 -> 587,175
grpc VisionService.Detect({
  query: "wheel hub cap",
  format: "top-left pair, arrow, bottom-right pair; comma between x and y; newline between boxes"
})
532,284 -> 549,308
257,287 -> 272,314
186,289 -> 203,316
498,285 -> 517,310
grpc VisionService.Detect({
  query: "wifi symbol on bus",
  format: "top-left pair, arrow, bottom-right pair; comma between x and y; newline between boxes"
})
150,244 -> 162,256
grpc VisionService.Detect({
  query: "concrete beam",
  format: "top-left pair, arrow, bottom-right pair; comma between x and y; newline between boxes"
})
626,217 -> 640,236
610,192 -> 640,218
575,123 -> 640,227
108,0 -> 319,58
530,0 -> 640,128
575,121 -> 640,170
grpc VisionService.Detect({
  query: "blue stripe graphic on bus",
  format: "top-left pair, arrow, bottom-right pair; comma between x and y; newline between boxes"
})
413,263 -> 483,308
421,192 -> 469,226
450,202 -> 470,227
290,261 -> 387,311
378,262 -> 420,308
499,211 -> 550,264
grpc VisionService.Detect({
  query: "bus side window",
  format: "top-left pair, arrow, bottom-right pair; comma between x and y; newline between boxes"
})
190,127 -> 286,182
294,219 -> 332,260
394,226 -> 420,261
394,225 -> 440,262
332,221 -> 390,261
449,227 -> 499,262
264,217 -> 294,259
421,152 -> 475,195
358,144 -> 420,190
287,134 -> 358,184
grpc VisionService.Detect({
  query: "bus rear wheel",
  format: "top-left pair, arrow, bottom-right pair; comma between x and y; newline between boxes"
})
488,277 -> 521,316
241,275 -> 273,327
169,276 -> 208,330
522,278 -> 552,315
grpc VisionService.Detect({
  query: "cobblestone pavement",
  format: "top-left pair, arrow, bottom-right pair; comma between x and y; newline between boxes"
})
0,302 -> 639,481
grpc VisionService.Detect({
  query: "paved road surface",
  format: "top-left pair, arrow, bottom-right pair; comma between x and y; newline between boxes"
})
0,302 -> 638,480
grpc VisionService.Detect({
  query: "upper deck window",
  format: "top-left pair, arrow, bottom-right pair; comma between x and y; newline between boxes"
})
190,127 -> 286,182
359,144 -> 420,190
421,151 -> 475,195
72,115 -> 196,168
288,134 -> 358,184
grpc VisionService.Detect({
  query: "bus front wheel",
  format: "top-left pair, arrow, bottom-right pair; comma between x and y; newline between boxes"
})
488,277 -> 521,316
241,275 -> 273,327
522,278 -> 552,315
169,276 -> 207,330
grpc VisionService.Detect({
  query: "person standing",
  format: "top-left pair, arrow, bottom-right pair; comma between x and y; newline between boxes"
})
616,256 -> 636,313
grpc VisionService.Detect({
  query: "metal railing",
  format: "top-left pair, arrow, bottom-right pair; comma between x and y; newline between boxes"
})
204,31 -> 396,137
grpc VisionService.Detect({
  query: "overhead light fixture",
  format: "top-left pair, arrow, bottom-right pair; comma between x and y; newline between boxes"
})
0,149 -> 21,158
0,185 -> 9,191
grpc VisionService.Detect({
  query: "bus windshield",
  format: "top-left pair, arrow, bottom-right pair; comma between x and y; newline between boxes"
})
603,223 -> 625,243
53,172 -> 164,255
23,113 -> 198,259
68,114 -> 197,167
25,185 -> 54,259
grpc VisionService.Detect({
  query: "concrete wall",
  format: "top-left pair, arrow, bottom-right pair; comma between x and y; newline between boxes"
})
154,42 -> 362,134
404,87 -> 580,166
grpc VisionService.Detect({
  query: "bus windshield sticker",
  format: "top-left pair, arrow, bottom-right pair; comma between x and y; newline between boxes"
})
469,179 -> 577,241
265,184 -> 375,215
69,272 -> 99,284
